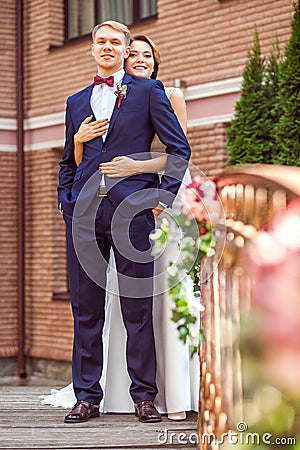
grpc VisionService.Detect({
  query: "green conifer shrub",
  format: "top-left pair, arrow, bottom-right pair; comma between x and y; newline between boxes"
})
272,0 -> 300,166
226,31 -> 267,166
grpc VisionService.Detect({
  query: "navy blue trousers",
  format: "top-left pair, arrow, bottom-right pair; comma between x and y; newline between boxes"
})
64,196 -> 157,405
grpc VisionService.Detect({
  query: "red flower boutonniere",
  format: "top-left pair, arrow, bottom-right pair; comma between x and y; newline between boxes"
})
114,84 -> 127,109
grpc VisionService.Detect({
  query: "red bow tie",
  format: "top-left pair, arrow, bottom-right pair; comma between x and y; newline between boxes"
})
93,75 -> 114,87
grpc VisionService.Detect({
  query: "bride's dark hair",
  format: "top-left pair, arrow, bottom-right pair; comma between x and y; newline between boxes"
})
130,35 -> 161,80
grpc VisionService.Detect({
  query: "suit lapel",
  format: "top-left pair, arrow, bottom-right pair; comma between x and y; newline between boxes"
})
82,83 -> 105,146
83,84 -> 95,118
106,74 -> 132,139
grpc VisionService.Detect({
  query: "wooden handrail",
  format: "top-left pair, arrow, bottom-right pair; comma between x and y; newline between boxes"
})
197,164 -> 300,450
216,164 -> 300,195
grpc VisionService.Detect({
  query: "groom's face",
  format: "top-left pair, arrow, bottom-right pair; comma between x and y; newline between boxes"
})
92,25 -> 129,76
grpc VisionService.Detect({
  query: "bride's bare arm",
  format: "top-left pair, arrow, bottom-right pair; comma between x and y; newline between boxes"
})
74,116 -> 109,165
99,154 -> 167,178
169,89 -> 187,135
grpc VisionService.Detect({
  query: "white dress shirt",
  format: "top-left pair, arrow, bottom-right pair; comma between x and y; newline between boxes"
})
90,68 -> 125,142
90,68 -> 124,186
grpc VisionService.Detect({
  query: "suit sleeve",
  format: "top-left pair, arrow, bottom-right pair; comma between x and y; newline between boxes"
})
149,81 -> 191,207
57,98 -> 77,208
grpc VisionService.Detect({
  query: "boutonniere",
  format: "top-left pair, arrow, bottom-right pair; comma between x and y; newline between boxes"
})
114,84 -> 127,109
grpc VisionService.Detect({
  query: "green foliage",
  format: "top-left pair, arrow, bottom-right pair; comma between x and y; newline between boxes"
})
272,0 -> 300,166
151,176 -> 222,357
226,30 -> 268,165
262,37 -> 282,163
226,0 -> 300,168
169,283 -> 205,357
152,217 -> 208,356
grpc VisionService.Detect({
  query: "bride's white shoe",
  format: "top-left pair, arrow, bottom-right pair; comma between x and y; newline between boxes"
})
167,411 -> 187,421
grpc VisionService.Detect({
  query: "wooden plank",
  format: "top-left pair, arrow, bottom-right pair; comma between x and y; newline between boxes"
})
0,386 -> 198,449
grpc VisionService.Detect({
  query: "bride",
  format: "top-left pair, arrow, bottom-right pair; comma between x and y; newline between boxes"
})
41,35 -> 199,420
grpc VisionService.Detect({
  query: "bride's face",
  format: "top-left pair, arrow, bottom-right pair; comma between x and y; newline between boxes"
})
125,40 -> 154,79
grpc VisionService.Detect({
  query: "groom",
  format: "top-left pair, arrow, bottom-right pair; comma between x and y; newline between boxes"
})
58,20 -> 191,424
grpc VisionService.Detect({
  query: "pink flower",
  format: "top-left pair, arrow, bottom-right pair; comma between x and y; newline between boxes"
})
180,177 -> 221,223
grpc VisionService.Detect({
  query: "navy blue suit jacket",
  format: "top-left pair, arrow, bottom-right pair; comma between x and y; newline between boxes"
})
58,73 -> 191,217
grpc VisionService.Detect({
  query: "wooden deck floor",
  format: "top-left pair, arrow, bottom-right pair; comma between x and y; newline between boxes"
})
0,383 -> 198,450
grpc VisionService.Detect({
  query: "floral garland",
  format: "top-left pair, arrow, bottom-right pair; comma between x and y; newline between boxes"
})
151,175 -> 222,356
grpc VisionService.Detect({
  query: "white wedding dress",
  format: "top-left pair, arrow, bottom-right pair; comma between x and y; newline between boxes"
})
41,88 -> 200,414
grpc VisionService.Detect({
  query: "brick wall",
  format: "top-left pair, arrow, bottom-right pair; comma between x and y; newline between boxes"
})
24,149 -> 73,362
23,0 -> 294,117
0,0 -> 16,117
22,0 -> 295,171
0,0 -> 295,372
155,0 -> 293,85
0,152 -> 17,358
188,123 -> 229,176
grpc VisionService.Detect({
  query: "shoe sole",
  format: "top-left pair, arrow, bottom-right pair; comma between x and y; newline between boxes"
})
138,417 -> 162,423
135,413 -> 161,423
64,411 -> 99,423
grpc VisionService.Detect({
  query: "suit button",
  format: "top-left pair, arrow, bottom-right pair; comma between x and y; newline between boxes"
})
101,147 -> 107,153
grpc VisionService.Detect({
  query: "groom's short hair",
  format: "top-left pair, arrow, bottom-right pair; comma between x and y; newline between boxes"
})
92,21 -> 131,46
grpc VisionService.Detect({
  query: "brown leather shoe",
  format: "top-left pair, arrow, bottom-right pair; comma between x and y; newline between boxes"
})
134,400 -> 161,423
64,400 -> 99,423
